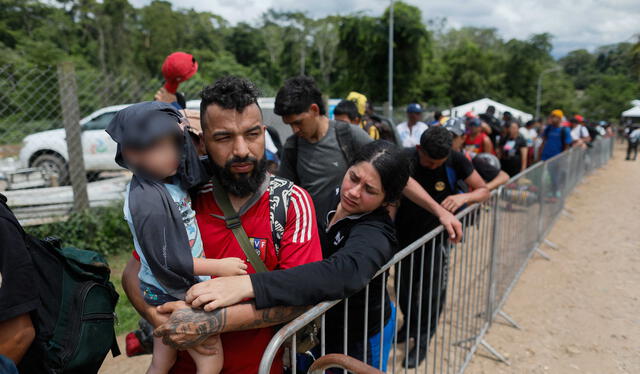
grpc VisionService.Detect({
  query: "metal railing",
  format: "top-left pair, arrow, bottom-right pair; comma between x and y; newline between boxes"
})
258,136 -> 614,374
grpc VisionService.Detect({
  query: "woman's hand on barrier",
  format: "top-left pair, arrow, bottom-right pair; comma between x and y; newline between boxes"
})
438,209 -> 463,243
441,194 -> 468,214
186,275 -> 254,312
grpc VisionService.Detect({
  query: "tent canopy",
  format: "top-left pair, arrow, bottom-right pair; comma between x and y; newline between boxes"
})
442,98 -> 533,123
622,106 -> 640,118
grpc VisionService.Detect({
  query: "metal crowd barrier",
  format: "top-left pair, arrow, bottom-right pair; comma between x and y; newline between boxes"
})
258,136 -> 614,374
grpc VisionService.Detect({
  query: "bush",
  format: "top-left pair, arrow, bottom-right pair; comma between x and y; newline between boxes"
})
27,202 -> 132,256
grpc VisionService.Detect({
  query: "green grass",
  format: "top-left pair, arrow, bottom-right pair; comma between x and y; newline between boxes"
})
107,253 -> 140,335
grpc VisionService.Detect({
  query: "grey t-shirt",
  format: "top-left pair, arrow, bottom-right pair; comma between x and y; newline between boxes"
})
279,120 -> 373,224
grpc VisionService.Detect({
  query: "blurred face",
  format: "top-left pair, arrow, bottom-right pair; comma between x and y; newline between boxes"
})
470,124 -> 481,135
340,161 -> 385,216
123,135 -> 180,179
281,103 -> 322,141
508,122 -> 519,138
407,112 -> 422,123
417,146 -> 448,170
550,115 -> 561,126
203,103 -> 267,196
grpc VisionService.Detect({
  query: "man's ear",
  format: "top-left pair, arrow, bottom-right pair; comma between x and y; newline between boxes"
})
309,103 -> 320,116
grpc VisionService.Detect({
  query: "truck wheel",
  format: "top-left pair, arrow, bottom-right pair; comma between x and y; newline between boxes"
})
32,153 -> 70,186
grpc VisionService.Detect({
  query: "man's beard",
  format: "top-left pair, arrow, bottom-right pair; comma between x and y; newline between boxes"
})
210,156 -> 268,198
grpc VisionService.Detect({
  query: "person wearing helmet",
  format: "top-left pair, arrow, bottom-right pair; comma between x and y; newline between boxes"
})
347,92 -> 399,144
397,103 -> 429,147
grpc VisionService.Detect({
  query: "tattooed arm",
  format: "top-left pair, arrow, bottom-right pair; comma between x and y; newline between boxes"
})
153,301 -> 307,350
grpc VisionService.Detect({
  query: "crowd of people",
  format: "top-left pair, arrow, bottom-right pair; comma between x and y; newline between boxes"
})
0,69 -> 618,374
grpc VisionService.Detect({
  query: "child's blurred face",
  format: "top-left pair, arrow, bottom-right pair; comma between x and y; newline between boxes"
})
124,135 -> 180,179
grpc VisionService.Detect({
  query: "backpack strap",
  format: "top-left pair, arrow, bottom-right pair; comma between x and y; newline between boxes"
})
334,120 -> 356,164
210,176 -> 268,273
268,175 -> 294,256
445,165 -> 460,194
282,135 -> 300,185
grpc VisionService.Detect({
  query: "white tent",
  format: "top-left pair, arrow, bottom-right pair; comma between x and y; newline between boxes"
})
442,98 -> 533,123
622,106 -> 640,118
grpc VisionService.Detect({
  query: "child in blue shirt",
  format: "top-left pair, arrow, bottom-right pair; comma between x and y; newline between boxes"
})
107,101 -> 247,374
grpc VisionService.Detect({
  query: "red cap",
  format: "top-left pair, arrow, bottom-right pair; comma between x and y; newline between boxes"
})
162,52 -> 198,94
464,111 -> 476,118
574,114 -> 584,123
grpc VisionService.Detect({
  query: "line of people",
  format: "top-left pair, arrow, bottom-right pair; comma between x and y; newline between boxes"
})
0,72 -> 616,374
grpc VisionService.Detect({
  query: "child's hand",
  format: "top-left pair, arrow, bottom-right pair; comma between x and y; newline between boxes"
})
214,257 -> 248,277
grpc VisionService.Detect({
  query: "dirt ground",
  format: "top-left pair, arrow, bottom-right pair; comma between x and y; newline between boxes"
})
466,145 -> 640,374
100,145 -> 639,374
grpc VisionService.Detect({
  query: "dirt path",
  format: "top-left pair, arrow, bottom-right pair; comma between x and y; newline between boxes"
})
466,145 -> 640,373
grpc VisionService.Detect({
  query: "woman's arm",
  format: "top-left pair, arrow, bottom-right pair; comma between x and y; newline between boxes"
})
483,136 -> 494,154
185,222 -> 394,311
520,146 -> 528,172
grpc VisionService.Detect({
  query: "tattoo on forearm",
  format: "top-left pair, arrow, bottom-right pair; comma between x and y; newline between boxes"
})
158,304 -> 308,350
239,306 -> 309,330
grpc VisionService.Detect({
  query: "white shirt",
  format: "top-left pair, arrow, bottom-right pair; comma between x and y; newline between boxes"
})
570,125 -> 589,141
397,121 -> 429,148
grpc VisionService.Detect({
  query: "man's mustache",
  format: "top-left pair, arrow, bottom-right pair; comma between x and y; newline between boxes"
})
225,156 -> 258,172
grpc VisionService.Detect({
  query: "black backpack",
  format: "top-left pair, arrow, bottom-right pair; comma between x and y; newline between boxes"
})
0,201 -> 120,373
282,121 -> 357,185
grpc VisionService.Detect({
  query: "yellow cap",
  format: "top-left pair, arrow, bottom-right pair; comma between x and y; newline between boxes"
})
550,109 -> 564,118
346,91 -> 367,116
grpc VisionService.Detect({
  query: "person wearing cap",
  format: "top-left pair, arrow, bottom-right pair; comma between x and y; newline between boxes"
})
464,117 -> 494,154
154,52 -> 199,110
445,117 -> 509,190
541,109 -> 572,161
397,103 -> 429,148
569,114 -> 591,147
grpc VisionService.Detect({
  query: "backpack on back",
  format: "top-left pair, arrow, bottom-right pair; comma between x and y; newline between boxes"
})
25,235 -> 120,374
0,197 -> 121,374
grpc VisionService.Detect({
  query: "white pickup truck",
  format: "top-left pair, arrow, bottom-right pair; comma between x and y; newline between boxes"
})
19,105 -> 128,185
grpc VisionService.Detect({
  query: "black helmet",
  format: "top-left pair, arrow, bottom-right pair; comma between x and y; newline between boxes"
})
473,152 -> 501,170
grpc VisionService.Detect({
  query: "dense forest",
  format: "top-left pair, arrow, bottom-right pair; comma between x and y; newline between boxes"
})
1,0 -> 639,121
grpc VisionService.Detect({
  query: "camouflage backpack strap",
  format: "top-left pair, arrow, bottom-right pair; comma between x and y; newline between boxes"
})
268,175 -> 294,256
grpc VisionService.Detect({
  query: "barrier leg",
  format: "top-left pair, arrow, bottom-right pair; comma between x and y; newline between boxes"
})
479,339 -> 511,366
535,248 -> 552,261
543,239 -> 559,250
497,311 -> 521,330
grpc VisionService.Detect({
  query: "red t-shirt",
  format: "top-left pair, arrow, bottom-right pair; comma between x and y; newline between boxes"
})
464,132 -> 490,154
134,181 -> 322,373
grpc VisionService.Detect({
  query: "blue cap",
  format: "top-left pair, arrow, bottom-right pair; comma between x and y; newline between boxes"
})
406,103 -> 422,113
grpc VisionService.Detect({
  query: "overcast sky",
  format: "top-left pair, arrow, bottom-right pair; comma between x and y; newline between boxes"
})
130,0 -> 639,57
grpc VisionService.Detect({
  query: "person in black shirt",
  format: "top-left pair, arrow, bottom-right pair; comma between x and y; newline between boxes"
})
395,126 -> 490,368
497,121 -> 528,177
183,141 -> 411,370
0,194 -> 46,373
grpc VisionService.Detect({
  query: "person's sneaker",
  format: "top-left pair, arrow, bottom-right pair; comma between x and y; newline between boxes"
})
403,341 -> 427,368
